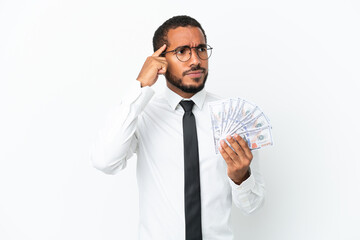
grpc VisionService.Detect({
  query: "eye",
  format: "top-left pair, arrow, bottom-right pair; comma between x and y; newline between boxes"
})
175,47 -> 187,55
197,46 -> 207,52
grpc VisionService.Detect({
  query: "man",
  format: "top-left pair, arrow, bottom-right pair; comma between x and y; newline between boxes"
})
91,15 -> 265,240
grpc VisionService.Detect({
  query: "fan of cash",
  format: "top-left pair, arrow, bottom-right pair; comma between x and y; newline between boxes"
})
209,98 -> 273,154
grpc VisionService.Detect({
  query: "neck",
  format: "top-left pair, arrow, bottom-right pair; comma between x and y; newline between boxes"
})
166,81 -> 196,99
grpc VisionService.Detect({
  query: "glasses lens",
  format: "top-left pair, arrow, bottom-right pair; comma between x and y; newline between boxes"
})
176,47 -> 191,62
197,45 -> 212,60
175,45 -> 213,62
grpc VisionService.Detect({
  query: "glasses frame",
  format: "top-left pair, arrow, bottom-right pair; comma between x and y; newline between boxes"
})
160,44 -> 213,62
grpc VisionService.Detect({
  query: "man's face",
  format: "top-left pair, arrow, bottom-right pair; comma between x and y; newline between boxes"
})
164,26 -> 209,95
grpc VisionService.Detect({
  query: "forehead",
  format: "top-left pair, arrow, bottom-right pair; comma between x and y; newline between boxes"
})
167,26 -> 206,48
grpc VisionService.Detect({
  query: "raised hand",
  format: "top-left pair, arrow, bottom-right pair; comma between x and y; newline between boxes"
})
136,44 -> 168,87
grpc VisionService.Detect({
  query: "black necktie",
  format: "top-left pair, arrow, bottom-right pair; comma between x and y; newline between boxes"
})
179,100 -> 202,240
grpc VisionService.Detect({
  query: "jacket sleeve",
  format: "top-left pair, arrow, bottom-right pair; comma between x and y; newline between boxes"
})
228,150 -> 265,214
90,81 -> 155,174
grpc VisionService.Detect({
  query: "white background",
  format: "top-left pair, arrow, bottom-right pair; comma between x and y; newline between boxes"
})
1,0 -> 359,239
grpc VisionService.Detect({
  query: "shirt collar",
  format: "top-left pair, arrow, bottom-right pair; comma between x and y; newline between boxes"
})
164,86 -> 207,111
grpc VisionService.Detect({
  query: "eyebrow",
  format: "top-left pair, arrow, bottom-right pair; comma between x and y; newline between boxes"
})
174,43 -> 207,50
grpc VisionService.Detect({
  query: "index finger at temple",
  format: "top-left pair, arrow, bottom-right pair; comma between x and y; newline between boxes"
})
152,44 -> 167,57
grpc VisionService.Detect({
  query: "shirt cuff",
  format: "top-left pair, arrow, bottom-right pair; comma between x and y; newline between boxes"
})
228,169 -> 255,193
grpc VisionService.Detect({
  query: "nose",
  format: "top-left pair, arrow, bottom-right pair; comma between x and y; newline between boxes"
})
188,48 -> 201,66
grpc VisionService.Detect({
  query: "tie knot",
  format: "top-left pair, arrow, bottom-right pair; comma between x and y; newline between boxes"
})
179,100 -> 195,112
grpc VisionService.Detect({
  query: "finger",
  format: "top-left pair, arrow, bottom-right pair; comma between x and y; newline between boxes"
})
219,143 -> 234,166
220,139 -> 238,161
156,59 -> 168,66
152,44 -> 167,57
155,57 -> 167,62
157,62 -> 168,74
234,134 -> 253,160
157,66 -> 167,74
226,135 -> 246,159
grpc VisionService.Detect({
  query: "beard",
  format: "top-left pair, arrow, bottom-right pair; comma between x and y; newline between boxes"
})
165,65 -> 208,94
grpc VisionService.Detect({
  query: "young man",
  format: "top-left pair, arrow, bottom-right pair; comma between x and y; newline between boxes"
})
91,15 -> 265,240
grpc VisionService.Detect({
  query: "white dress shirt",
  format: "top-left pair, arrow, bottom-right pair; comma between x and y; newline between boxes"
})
91,80 -> 265,240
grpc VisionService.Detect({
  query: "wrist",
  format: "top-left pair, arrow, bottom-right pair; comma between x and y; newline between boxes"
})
233,169 -> 250,185
137,79 -> 148,88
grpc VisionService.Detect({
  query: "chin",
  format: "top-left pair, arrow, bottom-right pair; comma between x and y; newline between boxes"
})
166,71 -> 208,94
183,75 -> 205,85
181,81 -> 206,93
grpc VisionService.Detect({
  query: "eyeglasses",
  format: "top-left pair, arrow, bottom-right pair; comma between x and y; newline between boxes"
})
161,44 -> 213,62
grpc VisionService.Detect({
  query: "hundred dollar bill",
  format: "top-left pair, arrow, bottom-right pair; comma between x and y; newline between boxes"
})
223,98 -> 243,135
235,100 -> 256,123
238,100 -> 256,122
236,126 -> 273,150
209,101 -> 224,154
240,106 -> 262,125
221,99 -> 232,135
239,112 -> 270,132
227,101 -> 257,134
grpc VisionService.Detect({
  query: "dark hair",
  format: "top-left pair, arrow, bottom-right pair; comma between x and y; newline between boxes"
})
152,15 -> 207,52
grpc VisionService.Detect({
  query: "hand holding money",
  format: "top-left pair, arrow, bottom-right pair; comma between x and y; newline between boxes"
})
209,97 -> 273,184
219,134 -> 252,185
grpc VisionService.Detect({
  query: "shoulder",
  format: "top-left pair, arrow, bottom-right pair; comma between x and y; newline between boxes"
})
205,91 -> 223,102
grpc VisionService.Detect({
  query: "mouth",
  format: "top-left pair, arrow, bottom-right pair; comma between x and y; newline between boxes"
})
185,70 -> 204,78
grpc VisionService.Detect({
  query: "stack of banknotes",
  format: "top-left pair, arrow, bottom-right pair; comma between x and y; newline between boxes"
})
209,98 -> 273,154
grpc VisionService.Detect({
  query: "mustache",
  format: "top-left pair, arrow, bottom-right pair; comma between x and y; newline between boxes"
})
182,65 -> 206,76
